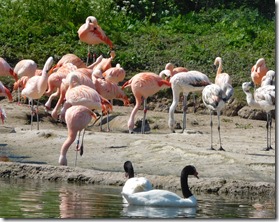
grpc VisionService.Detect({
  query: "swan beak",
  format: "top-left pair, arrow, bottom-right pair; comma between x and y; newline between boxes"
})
194,172 -> 199,179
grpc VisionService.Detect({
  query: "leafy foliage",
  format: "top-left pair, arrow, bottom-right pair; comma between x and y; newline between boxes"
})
0,0 -> 275,104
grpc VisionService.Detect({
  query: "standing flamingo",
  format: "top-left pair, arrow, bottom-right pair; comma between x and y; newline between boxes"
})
59,105 -> 97,166
13,59 -> 37,103
251,58 -> 268,88
93,77 -> 130,131
102,63 -> 126,84
202,83 -> 234,151
0,58 -> 18,81
167,70 -> 211,133
49,69 -> 95,120
242,82 -> 275,151
165,62 -> 188,77
0,81 -> 13,102
122,72 -> 171,134
214,57 -> 232,86
21,57 -> 53,130
59,74 -> 112,122
44,63 -> 78,111
78,16 -> 114,65
49,54 -> 86,74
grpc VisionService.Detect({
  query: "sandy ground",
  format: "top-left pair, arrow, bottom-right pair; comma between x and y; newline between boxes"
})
0,98 -> 276,199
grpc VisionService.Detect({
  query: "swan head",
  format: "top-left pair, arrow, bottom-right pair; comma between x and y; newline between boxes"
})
184,165 -> 199,179
124,160 -> 134,178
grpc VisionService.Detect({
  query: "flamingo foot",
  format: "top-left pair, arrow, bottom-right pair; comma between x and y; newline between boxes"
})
218,147 -> 225,151
59,155 -> 67,166
263,147 -> 272,151
207,147 -> 216,151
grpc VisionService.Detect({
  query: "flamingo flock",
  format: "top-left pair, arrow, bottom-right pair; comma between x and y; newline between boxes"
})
0,16 -> 275,169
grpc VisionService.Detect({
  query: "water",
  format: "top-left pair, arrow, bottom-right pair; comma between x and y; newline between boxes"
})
0,178 -> 275,219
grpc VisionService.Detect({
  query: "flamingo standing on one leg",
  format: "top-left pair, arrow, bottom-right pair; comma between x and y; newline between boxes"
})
251,58 -> 268,88
78,16 -> 114,65
0,58 -> 18,81
122,72 -> 171,134
59,105 -> 97,166
202,83 -> 234,151
21,57 -> 53,130
167,70 -> 211,133
242,82 -> 275,151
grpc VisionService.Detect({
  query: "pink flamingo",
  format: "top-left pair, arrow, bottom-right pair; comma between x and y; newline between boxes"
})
13,59 -> 37,103
21,57 -> 53,130
92,50 -> 116,75
214,57 -> 232,86
93,77 -> 130,131
122,72 -> 171,134
165,62 -> 188,77
251,58 -> 268,88
102,63 -> 126,84
49,54 -> 87,74
78,16 -> 114,65
0,81 -> 13,102
168,70 -> 211,133
59,74 -> 112,122
59,105 -> 97,166
50,70 -> 96,120
44,63 -> 78,110
0,58 -> 18,81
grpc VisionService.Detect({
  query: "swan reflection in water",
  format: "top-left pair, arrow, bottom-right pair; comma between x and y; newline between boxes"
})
122,204 -> 197,218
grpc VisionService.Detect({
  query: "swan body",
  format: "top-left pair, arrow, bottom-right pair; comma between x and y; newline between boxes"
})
122,190 -> 197,207
122,161 -> 153,203
122,165 -> 198,207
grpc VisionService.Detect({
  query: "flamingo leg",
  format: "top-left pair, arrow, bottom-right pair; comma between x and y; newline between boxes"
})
86,45 -> 90,66
79,128 -> 86,156
106,110 -> 110,132
192,93 -> 197,113
169,89 -> 180,133
36,100 -> 39,130
100,112 -> 103,131
74,131 -> 81,167
209,110 -> 215,150
264,112 -> 272,151
217,111 -> 225,151
182,94 -> 188,133
141,98 -> 147,134
30,99 -> 34,130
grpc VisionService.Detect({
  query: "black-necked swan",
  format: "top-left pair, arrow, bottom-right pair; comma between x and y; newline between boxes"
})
122,161 -> 153,203
121,165 -> 198,207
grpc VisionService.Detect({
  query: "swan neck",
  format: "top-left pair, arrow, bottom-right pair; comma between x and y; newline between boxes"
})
180,170 -> 192,198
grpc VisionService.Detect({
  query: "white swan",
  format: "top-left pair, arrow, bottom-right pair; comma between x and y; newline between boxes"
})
122,161 -> 153,203
121,165 -> 198,207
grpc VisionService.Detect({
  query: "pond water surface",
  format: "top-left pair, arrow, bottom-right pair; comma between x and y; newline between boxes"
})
0,177 -> 275,219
